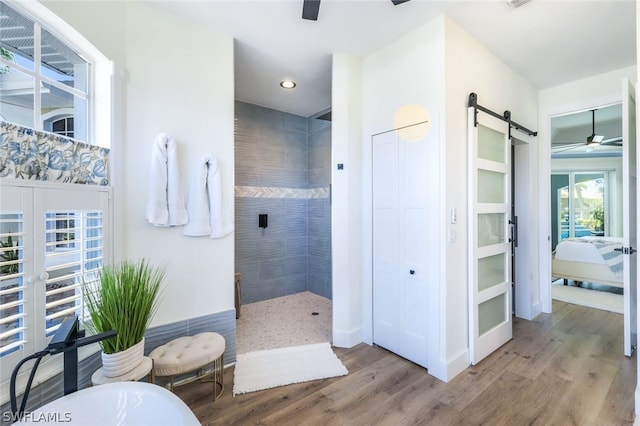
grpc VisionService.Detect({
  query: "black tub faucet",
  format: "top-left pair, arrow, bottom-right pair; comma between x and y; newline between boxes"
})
9,315 -> 116,420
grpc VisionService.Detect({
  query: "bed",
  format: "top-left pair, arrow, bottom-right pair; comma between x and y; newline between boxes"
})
552,236 -> 624,288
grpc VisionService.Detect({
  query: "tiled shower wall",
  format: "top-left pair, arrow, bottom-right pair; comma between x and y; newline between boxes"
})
235,101 -> 331,304
307,116 -> 332,298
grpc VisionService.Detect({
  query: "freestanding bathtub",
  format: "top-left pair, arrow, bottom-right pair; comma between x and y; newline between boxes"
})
15,381 -> 200,425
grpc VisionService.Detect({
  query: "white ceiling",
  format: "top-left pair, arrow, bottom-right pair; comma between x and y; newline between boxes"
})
152,0 -> 636,118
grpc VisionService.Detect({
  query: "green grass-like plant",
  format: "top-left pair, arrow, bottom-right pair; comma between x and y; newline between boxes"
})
0,235 -> 19,275
84,259 -> 165,354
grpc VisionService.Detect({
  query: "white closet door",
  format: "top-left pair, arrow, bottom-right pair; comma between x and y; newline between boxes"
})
373,130 -> 399,352
373,124 -> 429,368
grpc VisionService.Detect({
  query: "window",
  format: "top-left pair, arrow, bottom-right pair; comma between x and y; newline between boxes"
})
0,0 -> 114,388
0,2 -> 89,141
0,213 -> 24,357
0,0 -> 113,149
44,211 -> 104,336
51,116 -> 74,138
552,172 -> 609,249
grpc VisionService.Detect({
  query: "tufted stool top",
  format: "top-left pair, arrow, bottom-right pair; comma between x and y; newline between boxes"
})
150,332 -> 225,377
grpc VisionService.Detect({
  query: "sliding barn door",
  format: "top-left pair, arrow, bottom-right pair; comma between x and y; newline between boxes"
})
622,78 -> 637,356
372,124 -> 429,368
468,108 -> 512,365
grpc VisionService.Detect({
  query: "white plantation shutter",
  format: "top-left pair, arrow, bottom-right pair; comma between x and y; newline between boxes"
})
0,183 -> 111,384
0,213 -> 26,357
44,211 -> 104,336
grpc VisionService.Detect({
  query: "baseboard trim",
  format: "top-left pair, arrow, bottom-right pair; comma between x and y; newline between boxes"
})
428,349 -> 469,383
332,327 -> 362,348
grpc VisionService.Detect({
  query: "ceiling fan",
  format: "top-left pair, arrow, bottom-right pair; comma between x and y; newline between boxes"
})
586,109 -> 604,145
552,108 -> 622,154
302,0 -> 411,21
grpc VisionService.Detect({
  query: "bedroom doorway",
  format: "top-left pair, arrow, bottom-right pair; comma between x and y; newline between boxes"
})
548,78 -> 637,356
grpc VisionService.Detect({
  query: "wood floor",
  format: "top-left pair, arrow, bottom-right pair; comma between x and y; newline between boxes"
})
176,300 -> 636,425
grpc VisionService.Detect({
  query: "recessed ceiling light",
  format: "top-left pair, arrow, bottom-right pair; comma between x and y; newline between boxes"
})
280,80 -> 296,89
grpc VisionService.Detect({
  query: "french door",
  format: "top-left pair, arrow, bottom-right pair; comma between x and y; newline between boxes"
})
468,108 -> 513,365
622,78 -> 637,356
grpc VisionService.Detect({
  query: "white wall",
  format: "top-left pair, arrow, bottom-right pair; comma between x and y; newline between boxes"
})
360,14 -> 539,382
538,65 -> 637,313
442,16 -> 539,379
42,1 -> 236,327
362,16 -> 447,379
332,53 -> 364,348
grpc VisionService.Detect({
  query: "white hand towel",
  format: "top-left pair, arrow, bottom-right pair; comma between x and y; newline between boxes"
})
183,155 -> 234,239
145,133 -> 188,227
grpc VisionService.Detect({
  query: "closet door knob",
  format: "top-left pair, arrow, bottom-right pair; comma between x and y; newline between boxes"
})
39,272 -> 49,281
409,270 -> 415,275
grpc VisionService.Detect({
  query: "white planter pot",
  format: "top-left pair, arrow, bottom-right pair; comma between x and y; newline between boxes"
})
101,337 -> 145,378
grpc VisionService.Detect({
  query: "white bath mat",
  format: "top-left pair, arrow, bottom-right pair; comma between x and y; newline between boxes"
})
233,342 -> 348,396
552,283 -> 623,314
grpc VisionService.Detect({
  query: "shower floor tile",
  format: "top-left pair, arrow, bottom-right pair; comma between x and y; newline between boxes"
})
236,291 -> 332,354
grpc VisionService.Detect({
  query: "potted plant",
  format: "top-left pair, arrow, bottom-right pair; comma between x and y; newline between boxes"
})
84,258 -> 165,378
0,235 -> 19,275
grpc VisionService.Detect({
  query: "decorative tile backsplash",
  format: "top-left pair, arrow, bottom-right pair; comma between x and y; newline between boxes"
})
0,121 -> 109,185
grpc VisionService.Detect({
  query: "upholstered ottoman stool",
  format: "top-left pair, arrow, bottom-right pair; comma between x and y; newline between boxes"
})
149,332 -> 225,400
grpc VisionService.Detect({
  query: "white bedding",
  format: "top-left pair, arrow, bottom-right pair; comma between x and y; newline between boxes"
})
555,236 -> 623,264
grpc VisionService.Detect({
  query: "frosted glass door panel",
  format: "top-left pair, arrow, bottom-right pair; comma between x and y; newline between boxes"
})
478,213 -> 505,247
478,170 -> 505,204
478,253 -> 505,291
479,293 -> 506,336
478,125 -> 506,163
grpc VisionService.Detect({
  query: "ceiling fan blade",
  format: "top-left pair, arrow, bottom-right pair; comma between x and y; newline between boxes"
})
302,0 -> 320,20
391,0 -> 411,4
600,136 -> 623,146
552,143 -> 588,154
553,141 -> 585,148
